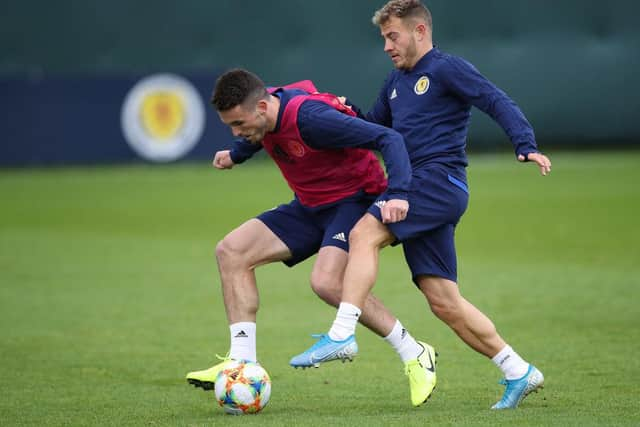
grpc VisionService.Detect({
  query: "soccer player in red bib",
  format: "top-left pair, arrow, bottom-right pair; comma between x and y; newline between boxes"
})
291,0 -> 551,409
186,69 -> 437,407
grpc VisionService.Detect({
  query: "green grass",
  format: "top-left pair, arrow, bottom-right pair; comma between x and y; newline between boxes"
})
1,151 -> 639,426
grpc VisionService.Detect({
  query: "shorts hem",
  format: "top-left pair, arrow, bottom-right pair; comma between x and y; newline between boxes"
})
411,271 -> 458,287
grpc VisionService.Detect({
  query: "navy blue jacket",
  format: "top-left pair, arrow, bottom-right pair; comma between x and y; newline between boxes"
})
362,47 -> 538,172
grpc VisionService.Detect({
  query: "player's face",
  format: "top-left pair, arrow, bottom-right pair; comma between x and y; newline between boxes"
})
218,101 -> 268,144
380,16 -> 419,70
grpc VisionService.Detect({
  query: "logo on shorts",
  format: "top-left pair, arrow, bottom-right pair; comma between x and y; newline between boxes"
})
332,232 -> 347,242
374,200 -> 387,209
414,76 -> 430,95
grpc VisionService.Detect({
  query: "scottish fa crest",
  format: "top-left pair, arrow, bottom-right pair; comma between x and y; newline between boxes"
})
121,74 -> 205,162
414,76 -> 430,95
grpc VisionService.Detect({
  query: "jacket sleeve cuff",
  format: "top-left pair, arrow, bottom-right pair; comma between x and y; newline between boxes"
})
384,190 -> 408,201
229,149 -> 247,164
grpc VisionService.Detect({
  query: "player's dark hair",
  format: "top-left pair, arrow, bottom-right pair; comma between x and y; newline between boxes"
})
372,0 -> 432,29
211,68 -> 269,112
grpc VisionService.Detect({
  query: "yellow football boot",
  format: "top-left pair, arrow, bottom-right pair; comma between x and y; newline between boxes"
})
186,356 -> 232,391
404,341 -> 437,406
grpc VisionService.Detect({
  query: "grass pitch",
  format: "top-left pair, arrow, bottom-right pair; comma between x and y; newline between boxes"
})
1,151 -> 639,426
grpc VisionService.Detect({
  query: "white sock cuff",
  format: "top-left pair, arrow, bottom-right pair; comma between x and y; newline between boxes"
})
229,322 -> 257,362
328,302 -> 361,341
383,319 -> 423,363
384,319 -> 403,341
338,302 -> 362,317
230,322 -> 256,335
492,344 -> 529,380
491,345 -> 512,365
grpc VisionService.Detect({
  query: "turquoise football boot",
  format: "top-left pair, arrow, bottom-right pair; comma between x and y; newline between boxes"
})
289,334 -> 358,368
492,364 -> 544,409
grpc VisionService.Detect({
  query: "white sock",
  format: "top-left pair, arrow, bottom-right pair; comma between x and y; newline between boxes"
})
229,322 -> 257,362
328,302 -> 361,341
384,320 -> 424,363
492,345 -> 529,380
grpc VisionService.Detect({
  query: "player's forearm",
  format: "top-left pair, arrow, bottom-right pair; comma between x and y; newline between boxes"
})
486,96 -> 538,156
230,139 -> 262,164
374,129 -> 411,200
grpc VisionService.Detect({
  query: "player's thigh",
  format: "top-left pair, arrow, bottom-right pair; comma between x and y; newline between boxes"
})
349,213 -> 396,248
220,218 -> 292,268
257,201 -> 324,267
323,199 -> 394,250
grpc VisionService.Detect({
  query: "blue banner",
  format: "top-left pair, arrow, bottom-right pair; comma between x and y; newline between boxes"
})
0,72 -> 234,166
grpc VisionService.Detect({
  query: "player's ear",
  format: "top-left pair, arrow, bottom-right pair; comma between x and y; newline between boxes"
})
414,23 -> 427,40
255,99 -> 268,115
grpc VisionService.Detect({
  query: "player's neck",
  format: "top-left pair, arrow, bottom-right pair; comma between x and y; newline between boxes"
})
265,94 -> 280,132
408,43 -> 433,70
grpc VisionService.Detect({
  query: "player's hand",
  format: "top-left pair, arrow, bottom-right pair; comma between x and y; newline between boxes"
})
381,199 -> 409,224
518,152 -> 552,176
336,96 -> 354,113
213,150 -> 235,169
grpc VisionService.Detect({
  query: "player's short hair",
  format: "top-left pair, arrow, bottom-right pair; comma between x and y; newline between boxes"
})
372,0 -> 432,29
211,68 -> 269,112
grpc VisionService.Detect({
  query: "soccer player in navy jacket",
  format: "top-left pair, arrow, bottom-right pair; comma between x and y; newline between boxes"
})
291,0 -> 551,409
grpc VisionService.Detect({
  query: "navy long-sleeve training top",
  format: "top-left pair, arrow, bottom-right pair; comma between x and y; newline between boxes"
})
361,47 -> 539,172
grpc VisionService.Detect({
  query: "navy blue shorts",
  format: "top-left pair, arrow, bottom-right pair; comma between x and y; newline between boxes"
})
368,164 -> 469,284
257,195 -> 375,267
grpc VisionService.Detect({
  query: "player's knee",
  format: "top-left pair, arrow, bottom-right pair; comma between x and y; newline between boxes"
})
428,296 -> 463,324
310,272 -> 341,307
348,223 -> 379,252
215,236 -> 243,268
347,225 -> 366,247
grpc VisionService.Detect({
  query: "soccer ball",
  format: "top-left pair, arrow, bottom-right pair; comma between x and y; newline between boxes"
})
214,360 -> 271,415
